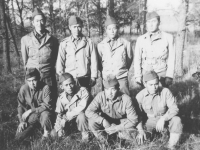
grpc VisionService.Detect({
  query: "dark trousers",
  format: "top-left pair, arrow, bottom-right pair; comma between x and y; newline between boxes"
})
76,76 -> 90,90
15,111 -> 52,142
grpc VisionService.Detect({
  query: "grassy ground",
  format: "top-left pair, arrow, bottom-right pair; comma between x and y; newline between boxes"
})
1,34 -> 200,149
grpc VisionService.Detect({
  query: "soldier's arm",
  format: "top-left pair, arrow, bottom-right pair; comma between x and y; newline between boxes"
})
52,37 -> 59,67
166,34 -> 175,78
126,41 -> 133,70
118,96 -> 138,131
85,93 -> 104,124
66,88 -> 90,120
134,38 -> 143,79
17,87 -> 27,123
90,40 -> 98,79
31,85 -> 52,113
97,44 -> 103,73
56,41 -> 66,75
162,89 -> 179,121
21,37 -> 29,67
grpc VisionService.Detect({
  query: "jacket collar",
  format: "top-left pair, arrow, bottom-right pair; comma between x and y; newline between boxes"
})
102,37 -> 124,51
70,35 -> 88,53
144,30 -> 162,41
143,87 -> 162,97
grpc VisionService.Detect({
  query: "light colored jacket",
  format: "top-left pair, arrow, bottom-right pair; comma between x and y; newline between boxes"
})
134,31 -> 175,78
85,91 -> 138,130
21,30 -> 59,78
136,87 -> 179,121
97,37 -> 133,79
56,36 -> 98,78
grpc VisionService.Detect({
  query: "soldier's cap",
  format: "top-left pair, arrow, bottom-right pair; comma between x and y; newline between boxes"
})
105,16 -> 117,27
143,71 -> 159,82
26,68 -> 40,80
103,75 -> 119,88
59,73 -> 74,84
146,11 -> 160,21
68,15 -> 83,26
32,7 -> 45,19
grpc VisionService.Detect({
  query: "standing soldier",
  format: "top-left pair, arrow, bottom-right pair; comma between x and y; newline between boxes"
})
21,8 -> 59,106
97,16 -> 133,95
56,16 -> 98,90
134,11 -> 175,87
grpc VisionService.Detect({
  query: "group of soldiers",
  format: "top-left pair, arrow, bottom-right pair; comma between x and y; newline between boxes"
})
15,8 -> 183,149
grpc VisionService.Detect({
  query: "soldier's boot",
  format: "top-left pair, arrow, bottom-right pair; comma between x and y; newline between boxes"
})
167,133 -> 181,149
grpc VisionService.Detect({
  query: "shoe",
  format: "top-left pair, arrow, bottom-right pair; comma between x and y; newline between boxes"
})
167,133 -> 181,149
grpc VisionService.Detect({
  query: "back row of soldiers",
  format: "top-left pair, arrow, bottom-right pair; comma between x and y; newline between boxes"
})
15,8 -> 182,149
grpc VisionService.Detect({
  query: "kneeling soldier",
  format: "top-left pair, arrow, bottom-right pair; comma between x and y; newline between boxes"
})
52,73 -> 90,141
85,76 -> 138,141
136,71 -> 183,149
15,68 -> 53,141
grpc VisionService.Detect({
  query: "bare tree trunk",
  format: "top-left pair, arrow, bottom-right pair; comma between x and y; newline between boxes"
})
0,0 -> 12,73
107,0 -> 114,17
6,15 -> 21,68
97,0 -> 102,37
11,0 -> 18,37
175,0 -> 189,77
86,2 -> 90,37
49,0 -> 55,34
16,0 -> 25,36
143,0 -> 147,34
32,0 -> 35,10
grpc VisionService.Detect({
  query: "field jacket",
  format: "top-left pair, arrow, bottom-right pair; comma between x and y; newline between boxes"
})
134,31 -> 175,78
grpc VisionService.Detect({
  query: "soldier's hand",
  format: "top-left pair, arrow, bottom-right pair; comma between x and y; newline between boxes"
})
135,77 -> 142,85
22,109 -> 32,121
17,122 -> 27,133
90,78 -> 96,87
192,72 -> 200,82
136,130 -> 146,145
156,117 -> 165,132
165,77 -> 173,86
105,124 -> 118,135
102,119 -> 111,128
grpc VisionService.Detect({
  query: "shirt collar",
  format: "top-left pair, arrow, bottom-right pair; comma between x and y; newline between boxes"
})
105,91 -> 122,102
71,35 -> 82,42
105,36 -> 118,43
33,29 -> 47,39
144,30 -> 162,40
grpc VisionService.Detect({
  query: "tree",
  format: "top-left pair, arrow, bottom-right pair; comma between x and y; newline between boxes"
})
107,0 -> 114,17
175,0 -> 189,77
0,0 -> 12,73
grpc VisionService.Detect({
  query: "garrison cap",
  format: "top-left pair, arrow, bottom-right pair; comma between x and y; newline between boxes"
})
105,16 -> 117,27
103,75 -> 119,88
68,16 -> 83,26
143,71 -> 159,82
59,73 -> 74,84
26,68 -> 40,80
32,7 -> 45,19
146,11 -> 160,21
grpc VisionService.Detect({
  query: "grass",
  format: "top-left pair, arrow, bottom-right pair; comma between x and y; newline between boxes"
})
1,34 -> 200,149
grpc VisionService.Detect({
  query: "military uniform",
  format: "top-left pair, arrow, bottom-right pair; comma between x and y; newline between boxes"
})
136,87 -> 183,134
56,35 -> 98,89
21,29 -> 59,106
97,37 -> 133,95
134,30 -> 175,87
86,91 -> 138,138
54,86 -> 89,136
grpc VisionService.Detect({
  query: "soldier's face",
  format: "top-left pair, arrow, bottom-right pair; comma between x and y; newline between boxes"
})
69,24 -> 82,38
106,24 -> 118,39
105,86 -> 118,101
144,78 -> 159,94
32,15 -> 46,32
146,18 -> 160,33
27,76 -> 39,90
60,78 -> 75,95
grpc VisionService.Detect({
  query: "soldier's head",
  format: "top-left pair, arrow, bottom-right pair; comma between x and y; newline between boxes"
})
59,73 -> 75,95
143,71 -> 159,95
105,16 -> 118,40
26,68 -> 40,90
146,11 -> 160,33
32,8 -> 46,33
103,75 -> 120,101
68,16 -> 83,39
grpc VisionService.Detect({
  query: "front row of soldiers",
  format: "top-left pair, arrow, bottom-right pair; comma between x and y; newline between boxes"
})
15,68 -> 183,149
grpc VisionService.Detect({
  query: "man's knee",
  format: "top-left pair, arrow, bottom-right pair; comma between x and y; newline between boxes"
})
76,112 -> 87,124
169,116 -> 183,133
40,111 -> 52,128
